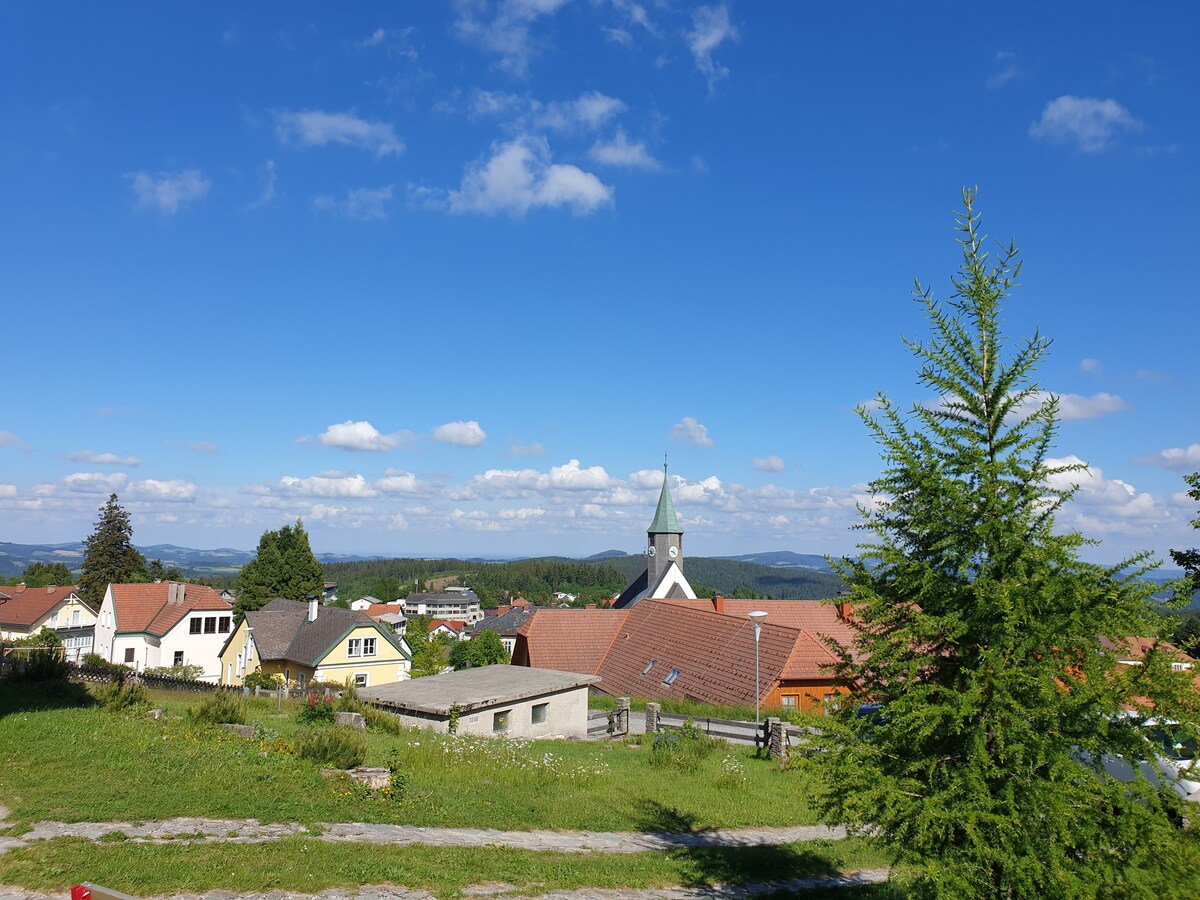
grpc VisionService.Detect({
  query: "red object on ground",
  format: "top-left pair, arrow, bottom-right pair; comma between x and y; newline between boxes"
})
71,887 -> 91,900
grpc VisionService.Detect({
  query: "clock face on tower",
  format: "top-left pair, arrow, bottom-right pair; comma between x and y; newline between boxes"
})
668,546 -> 678,559
647,546 -> 656,557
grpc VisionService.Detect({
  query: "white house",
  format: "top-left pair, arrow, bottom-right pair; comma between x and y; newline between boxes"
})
93,582 -> 233,681
0,584 -> 97,661
405,589 -> 484,625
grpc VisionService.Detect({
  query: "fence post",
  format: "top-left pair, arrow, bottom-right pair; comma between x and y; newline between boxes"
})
645,702 -> 660,735
766,717 -> 787,760
615,697 -> 630,736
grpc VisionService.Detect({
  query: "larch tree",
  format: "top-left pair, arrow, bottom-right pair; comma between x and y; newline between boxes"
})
1170,471 -> 1200,597
78,494 -> 147,605
233,519 -> 323,619
809,190 -> 1200,899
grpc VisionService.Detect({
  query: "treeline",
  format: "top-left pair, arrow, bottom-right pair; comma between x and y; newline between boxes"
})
588,555 -> 845,599
322,557 -> 626,606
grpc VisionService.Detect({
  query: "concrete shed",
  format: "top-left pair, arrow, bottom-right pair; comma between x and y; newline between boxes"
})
359,665 -> 599,739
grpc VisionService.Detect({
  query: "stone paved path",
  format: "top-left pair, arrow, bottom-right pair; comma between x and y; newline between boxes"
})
0,807 -> 883,899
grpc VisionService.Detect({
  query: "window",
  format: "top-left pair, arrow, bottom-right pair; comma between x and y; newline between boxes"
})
353,674 -> 368,688
72,609 -> 81,626
532,703 -> 548,724
641,660 -> 656,676
218,616 -> 231,633
493,710 -> 511,733
173,651 -> 184,667
203,617 -> 217,634
780,695 -> 798,710
124,648 -> 135,663
363,637 -> 376,657
190,618 -> 202,634
348,637 -> 378,658
663,668 -> 681,686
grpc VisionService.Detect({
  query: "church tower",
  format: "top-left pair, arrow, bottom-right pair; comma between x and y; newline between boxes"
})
646,463 -> 683,586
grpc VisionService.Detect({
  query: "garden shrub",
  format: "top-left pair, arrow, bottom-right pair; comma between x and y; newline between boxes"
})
649,719 -> 718,771
187,690 -> 246,725
95,678 -> 150,712
143,663 -> 204,680
362,706 -> 404,735
82,653 -> 130,673
6,651 -> 73,684
243,668 -> 281,691
295,726 -> 367,769
297,690 -> 336,725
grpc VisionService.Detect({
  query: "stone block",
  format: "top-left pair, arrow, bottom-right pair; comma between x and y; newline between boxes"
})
219,723 -> 256,739
334,711 -> 366,730
148,708 -> 164,720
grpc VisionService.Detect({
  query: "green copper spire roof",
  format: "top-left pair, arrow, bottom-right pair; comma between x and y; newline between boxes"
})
647,464 -> 683,535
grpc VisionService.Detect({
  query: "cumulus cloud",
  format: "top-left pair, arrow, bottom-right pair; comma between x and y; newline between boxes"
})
469,459 -> 615,496
670,416 -> 714,447
126,169 -> 211,215
376,469 -> 422,493
127,479 -> 198,501
685,5 -> 737,90
62,472 -> 129,493
753,455 -> 786,473
589,129 -> 661,170
1005,390 -> 1131,422
64,450 -> 141,466
535,92 -> 625,132
274,109 -> 405,157
469,88 -> 524,118
1029,96 -> 1142,153
279,473 -> 379,498
448,135 -> 613,217
498,506 -> 547,520
1045,455 -> 1166,536
0,484 -> 17,497
452,0 -> 569,78
314,186 -> 394,220
433,420 -> 488,447
1134,444 -> 1200,471
319,420 -> 414,452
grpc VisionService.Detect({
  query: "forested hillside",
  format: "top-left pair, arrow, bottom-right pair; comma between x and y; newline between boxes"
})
590,555 -> 845,599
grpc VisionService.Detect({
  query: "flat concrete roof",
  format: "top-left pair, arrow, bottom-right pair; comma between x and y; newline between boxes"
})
360,665 -> 600,716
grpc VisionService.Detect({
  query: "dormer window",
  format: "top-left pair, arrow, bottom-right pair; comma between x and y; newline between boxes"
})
641,660 -> 656,676
663,668 -> 681,686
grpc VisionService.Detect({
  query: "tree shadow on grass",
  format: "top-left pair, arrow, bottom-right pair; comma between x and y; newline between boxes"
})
632,799 -> 855,891
0,679 -> 96,718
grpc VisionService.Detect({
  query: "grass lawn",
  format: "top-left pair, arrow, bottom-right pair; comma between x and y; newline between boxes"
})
0,682 -> 821,832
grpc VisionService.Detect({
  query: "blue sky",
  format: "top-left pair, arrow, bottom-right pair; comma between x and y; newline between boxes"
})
2,2 -> 1197,564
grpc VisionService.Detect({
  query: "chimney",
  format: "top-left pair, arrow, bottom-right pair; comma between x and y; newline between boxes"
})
713,595 -> 725,614
166,582 -> 184,605
308,597 -> 319,622
837,600 -> 852,622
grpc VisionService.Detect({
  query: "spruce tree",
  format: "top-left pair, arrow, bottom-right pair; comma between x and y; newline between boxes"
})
811,190 -> 1199,898
78,493 -> 147,604
234,519 -> 323,618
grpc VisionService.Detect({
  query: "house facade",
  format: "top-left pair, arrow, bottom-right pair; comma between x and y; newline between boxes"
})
218,597 -> 411,689
93,582 -> 233,680
0,584 -> 97,661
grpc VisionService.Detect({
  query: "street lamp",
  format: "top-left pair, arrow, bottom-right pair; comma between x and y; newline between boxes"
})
748,611 -> 767,728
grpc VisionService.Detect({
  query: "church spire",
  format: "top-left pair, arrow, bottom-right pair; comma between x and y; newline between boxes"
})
647,460 -> 683,535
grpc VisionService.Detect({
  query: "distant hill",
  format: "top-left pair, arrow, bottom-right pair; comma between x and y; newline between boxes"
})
584,554 -> 844,599
713,551 -> 836,572
585,549 -> 628,561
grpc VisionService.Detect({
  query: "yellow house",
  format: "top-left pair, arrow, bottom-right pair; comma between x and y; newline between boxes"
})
219,597 -> 410,689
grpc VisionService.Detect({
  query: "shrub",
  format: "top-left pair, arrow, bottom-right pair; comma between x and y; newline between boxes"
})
362,706 -> 405,735
243,668 -> 281,691
187,690 -> 246,725
95,679 -> 150,712
295,726 -> 367,769
297,690 -> 335,725
143,664 -> 204,680
82,654 -> 130,673
649,719 -> 719,772
6,650 -> 72,684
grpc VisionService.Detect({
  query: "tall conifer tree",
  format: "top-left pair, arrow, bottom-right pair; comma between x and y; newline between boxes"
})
233,519 -> 323,618
79,493 -> 146,604
811,190 -> 1199,898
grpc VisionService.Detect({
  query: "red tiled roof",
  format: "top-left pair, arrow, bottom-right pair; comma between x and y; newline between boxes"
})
110,582 -> 230,637
0,584 -> 85,629
515,608 -> 630,674
662,598 -> 858,649
1102,636 -> 1195,665
428,619 -> 465,634
595,601 -> 805,706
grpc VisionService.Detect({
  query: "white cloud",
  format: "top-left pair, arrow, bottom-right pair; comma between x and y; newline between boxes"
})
1080,358 -> 1103,376
1006,390 -> 1131,422
279,473 -> 379,498
753,455 -> 786,473
1134,444 -> 1200,471
0,484 -> 17,497
469,88 -> 524,118
535,92 -> 625,132
498,506 -> 547,520
377,469 -> 422,493
1029,96 -> 1142,153
433,420 -> 488,447
249,159 -> 276,210
319,420 -> 413,452
128,479 -> 198,501
469,459 -> 616,496
670,416 -> 714,447
603,27 -> 633,47
589,128 -> 661,170
181,441 -> 219,454
452,0 -> 569,78
62,472 -> 129,494
64,450 -> 141,466
509,441 -> 545,456
685,5 -> 738,90
126,169 -> 211,215
314,186 -> 394,220
0,431 -> 28,449
986,51 -> 1020,89
274,109 -> 405,157
359,27 -> 387,48
1045,456 -> 1167,537
448,135 -> 613,217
